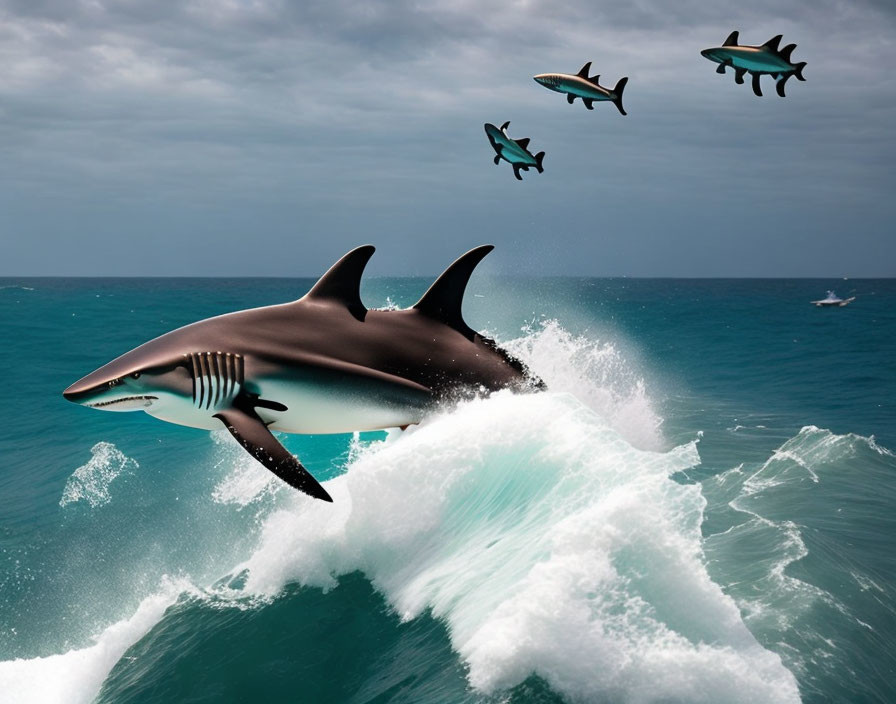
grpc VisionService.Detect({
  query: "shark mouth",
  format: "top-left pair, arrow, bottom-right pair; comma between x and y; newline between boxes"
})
86,395 -> 158,409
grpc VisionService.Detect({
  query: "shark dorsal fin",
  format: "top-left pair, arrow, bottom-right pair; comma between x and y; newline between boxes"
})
500,120 -> 510,132
577,61 -> 592,78
301,245 -> 375,319
723,31 -> 739,46
516,137 -> 531,149
779,43 -> 796,62
763,35 -> 782,51
413,245 -> 494,337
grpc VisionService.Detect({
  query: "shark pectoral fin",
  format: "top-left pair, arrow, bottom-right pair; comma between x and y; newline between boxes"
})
735,68 -> 746,84
494,154 -> 501,165
583,98 -> 594,110
214,406 -> 333,502
716,63 -> 727,74
751,72 -> 763,96
567,93 -> 575,104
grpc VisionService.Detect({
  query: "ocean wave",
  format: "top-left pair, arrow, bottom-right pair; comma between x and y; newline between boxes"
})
60,442 -> 139,508
4,322 -> 802,703
0,578 -> 190,704
222,388 -> 798,702
703,425 -> 896,692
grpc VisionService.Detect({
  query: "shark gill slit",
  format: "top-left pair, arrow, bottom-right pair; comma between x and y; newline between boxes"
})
205,353 -> 215,410
199,353 -> 210,409
210,353 -> 222,407
190,353 -> 203,409
188,354 -> 197,406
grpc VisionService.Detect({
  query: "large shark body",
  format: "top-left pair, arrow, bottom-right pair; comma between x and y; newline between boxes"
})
701,32 -> 806,97
483,122 -> 545,181
534,62 -> 628,115
63,246 -> 540,502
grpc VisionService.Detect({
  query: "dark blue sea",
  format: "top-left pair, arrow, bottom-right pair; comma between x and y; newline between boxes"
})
1,277 -> 894,703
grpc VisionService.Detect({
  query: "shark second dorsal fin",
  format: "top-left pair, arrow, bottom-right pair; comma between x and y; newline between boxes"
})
413,245 -> 494,337
723,31 -> 739,46
301,245 -> 375,320
516,137 -> 531,149
779,43 -> 796,62
577,61 -> 592,77
763,34 -> 782,51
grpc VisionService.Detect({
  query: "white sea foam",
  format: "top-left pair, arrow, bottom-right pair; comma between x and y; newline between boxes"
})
60,442 -> 138,508
504,319 -> 664,450
225,386 -> 799,702
0,578 -> 189,704
210,430 -> 279,507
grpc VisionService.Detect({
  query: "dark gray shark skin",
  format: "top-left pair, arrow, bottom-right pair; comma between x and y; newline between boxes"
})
701,31 -> 806,97
483,122 -> 545,181
64,246 -> 543,502
533,63 -> 628,115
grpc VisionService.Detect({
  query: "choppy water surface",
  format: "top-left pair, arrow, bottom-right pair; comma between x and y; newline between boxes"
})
0,277 -> 893,703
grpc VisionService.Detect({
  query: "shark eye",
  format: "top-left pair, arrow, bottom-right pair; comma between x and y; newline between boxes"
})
131,372 -> 141,379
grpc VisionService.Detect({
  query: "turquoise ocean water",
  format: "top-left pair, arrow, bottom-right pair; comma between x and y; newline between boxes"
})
0,277 -> 894,703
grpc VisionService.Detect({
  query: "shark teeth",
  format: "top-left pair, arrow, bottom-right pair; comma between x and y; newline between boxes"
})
87,396 -> 157,408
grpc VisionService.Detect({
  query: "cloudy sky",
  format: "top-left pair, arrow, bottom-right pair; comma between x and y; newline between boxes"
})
1,0 -> 894,276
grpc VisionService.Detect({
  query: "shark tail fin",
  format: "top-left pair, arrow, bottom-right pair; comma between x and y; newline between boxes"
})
301,245 -> 375,320
413,245 -> 494,338
612,76 -> 628,116
794,62 -> 807,81
723,30 -> 739,46
535,151 -> 545,173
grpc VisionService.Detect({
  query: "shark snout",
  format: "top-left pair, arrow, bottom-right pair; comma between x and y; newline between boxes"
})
63,380 -> 98,403
533,74 -> 555,87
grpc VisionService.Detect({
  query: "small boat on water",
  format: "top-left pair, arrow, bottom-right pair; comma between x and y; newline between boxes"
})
811,290 -> 855,307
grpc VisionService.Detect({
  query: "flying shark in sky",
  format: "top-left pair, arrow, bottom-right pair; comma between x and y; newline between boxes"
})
63,246 -> 542,502
701,31 -> 806,97
483,122 -> 545,181
533,63 -> 628,115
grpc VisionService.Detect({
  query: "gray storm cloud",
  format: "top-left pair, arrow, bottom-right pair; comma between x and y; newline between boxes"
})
1,0 -> 894,275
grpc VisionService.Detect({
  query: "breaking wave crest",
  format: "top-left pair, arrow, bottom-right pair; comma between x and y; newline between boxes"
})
0,579 -> 190,704
222,388 -> 798,702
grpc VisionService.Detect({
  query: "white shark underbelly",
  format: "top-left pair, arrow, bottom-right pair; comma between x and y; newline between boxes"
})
259,375 -> 427,433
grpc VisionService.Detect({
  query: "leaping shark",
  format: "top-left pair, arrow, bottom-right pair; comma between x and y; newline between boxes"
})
533,63 -> 628,115
701,31 -> 806,97
484,122 -> 545,181
63,246 -> 542,502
